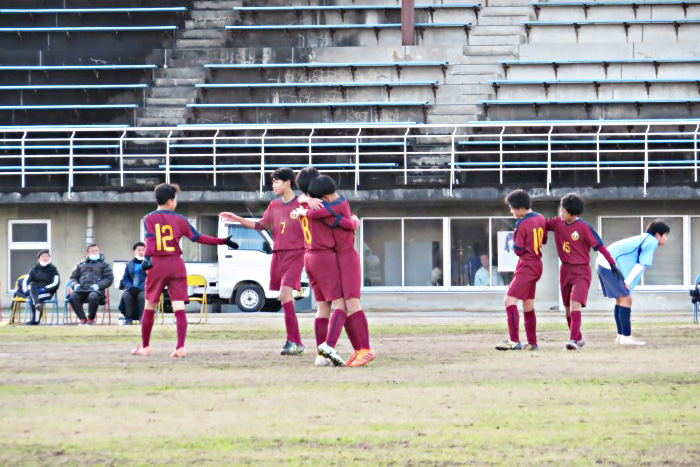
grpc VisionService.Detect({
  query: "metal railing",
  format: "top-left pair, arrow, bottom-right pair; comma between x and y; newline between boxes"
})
1,119 -> 699,198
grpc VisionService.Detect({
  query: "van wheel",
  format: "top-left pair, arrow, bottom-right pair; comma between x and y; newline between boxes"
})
235,284 -> 265,312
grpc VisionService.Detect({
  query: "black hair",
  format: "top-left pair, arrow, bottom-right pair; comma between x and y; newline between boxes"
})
271,167 -> 296,187
646,220 -> 671,237
132,241 -> 146,251
37,249 -> 50,259
308,175 -> 337,199
505,189 -> 532,210
295,166 -> 320,195
154,183 -> 181,206
86,243 -> 99,252
560,193 -> 584,216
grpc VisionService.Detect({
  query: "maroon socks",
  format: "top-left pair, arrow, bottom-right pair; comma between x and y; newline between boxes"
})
326,309 -> 347,348
141,308 -> 155,348
569,310 -> 582,341
174,309 -> 187,350
523,310 -> 537,346
314,317 -> 329,348
506,305 -> 520,342
282,300 -> 302,345
344,312 -> 363,351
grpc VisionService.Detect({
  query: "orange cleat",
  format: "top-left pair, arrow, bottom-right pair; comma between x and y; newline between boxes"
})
349,349 -> 376,367
170,347 -> 187,358
345,350 -> 360,366
131,345 -> 151,356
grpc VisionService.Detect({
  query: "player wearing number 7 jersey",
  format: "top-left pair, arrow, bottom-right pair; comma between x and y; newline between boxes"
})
132,183 -> 238,358
496,189 -> 548,352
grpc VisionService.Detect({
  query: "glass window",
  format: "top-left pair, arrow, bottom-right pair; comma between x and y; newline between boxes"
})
10,250 -> 42,290
691,217 -> 700,284
600,217 -> 640,246
11,223 -> 48,243
642,217 -> 682,285
8,221 -> 51,293
404,219 -> 443,287
363,219 -> 401,286
228,224 -> 269,252
450,219 -> 489,286
490,218 -> 515,286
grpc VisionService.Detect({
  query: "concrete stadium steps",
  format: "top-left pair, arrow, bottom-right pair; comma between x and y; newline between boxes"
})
493,81 -> 700,101
533,3 -> 700,22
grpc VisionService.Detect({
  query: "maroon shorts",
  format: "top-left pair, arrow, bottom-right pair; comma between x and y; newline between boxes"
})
560,263 -> 592,308
305,249 -> 343,303
145,255 -> 188,302
336,248 -> 361,300
506,260 -> 543,301
270,249 -> 304,291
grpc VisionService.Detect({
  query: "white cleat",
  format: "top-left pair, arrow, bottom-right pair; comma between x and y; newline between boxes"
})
315,355 -> 331,367
576,335 -> 586,348
317,342 -> 345,367
615,334 -> 622,345
619,335 -> 646,347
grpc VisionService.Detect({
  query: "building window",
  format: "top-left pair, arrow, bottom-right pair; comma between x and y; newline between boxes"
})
599,216 -> 686,288
8,220 -> 51,292
362,217 -> 513,290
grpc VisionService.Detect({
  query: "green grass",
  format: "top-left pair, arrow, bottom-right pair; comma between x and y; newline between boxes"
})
0,319 -> 698,465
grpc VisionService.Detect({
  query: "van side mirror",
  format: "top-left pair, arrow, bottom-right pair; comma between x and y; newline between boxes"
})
263,242 -> 272,254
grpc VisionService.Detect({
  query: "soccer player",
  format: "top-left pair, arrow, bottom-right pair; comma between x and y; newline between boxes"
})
218,168 -> 306,356
496,189 -> 547,351
291,169 -> 347,367
293,175 -> 375,367
596,220 -> 670,347
132,183 -> 238,358
546,193 -> 623,351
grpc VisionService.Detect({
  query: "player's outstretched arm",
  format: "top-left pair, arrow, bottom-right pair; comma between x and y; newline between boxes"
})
219,212 -> 257,230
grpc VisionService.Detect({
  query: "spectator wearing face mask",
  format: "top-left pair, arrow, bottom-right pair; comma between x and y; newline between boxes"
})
118,242 -> 147,325
23,250 -> 61,325
68,243 -> 114,325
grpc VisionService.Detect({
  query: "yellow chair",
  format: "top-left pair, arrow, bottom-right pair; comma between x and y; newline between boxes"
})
187,274 -> 208,325
9,275 -> 28,325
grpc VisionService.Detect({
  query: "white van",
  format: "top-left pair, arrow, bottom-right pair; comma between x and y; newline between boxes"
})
112,219 -> 309,313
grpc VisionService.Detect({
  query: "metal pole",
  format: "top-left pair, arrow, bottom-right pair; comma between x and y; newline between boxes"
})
401,0 -> 415,46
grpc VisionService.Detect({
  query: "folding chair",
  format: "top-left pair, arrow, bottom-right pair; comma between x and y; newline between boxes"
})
692,274 -> 700,324
187,274 -> 208,325
63,283 -> 77,324
9,275 -> 29,325
26,292 -> 61,325
99,289 -> 111,325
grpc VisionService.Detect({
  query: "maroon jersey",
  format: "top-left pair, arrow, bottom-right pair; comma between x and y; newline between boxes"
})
546,217 -> 605,265
144,210 -> 224,257
305,196 -> 357,252
513,212 -> 548,263
255,196 -> 304,252
302,212 -> 336,251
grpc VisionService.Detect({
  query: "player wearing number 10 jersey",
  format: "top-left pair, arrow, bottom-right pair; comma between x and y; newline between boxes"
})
496,189 -> 548,352
133,183 -> 237,358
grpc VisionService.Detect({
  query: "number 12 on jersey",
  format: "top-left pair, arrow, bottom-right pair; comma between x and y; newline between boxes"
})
154,223 -> 175,251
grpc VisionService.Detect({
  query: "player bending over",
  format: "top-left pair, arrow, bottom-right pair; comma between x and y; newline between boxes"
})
132,183 -> 238,358
496,189 -> 547,351
546,193 -> 623,351
596,220 -> 670,347
294,175 -> 375,367
219,168 -> 306,356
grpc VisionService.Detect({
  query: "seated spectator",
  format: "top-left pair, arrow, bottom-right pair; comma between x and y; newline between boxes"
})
68,243 -> 114,325
24,250 -> 61,325
118,242 -> 147,325
473,254 -> 504,286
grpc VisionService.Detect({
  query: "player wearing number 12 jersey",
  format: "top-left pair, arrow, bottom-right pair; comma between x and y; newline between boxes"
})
219,168 -> 306,356
132,183 -> 237,358
496,189 -> 548,352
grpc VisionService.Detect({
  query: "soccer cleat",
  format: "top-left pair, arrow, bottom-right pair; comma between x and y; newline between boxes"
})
131,345 -> 151,356
345,350 -> 360,366
495,340 -> 522,351
565,340 -> 579,351
349,349 -> 376,367
315,355 -> 331,367
522,343 -> 539,351
289,344 -> 305,356
170,347 -> 187,358
576,335 -> 586,348
615,334 -> 622,345
619,335 -> 645,347
317,342 -> 345,367
280,341 -> 297,356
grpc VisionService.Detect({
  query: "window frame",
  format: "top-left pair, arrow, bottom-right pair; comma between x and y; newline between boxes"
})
7,219 -> 51,293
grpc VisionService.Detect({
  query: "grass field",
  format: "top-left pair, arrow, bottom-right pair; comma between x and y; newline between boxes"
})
1,314 -> 699,466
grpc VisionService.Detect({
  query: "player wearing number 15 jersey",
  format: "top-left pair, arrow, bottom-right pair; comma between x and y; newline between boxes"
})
133,183 -> 237,358
496,189 -> 548,352
546,194 -> 621,351
219,168 -> 307,357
